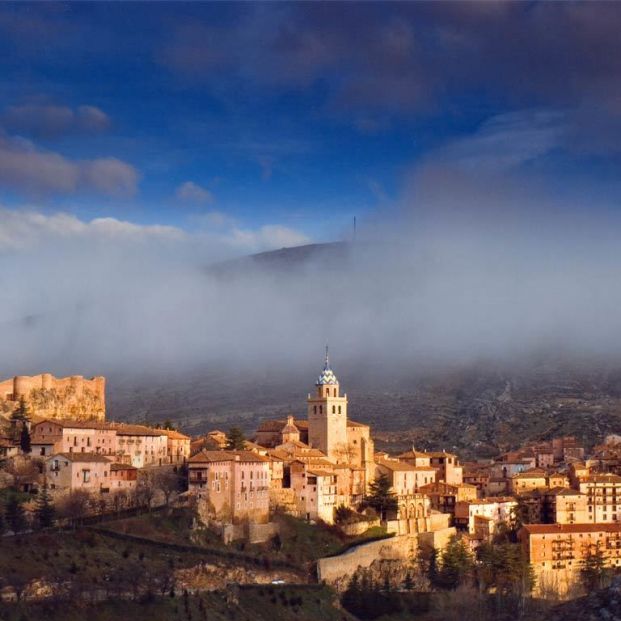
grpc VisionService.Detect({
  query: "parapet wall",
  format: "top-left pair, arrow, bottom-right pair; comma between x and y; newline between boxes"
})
0,373 -> 106,421
317,535 -> 418,588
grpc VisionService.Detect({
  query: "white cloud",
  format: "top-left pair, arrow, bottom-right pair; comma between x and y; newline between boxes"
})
433,110 -> 565,174
228,224 -> 310,252
76,105 -> 111,132
0,208 -> 183,251
176,181 -> 213,204
2,103 -> 111,138
0,134 -> 139,197
0,207 -> 309,256
82,158 -> 139,198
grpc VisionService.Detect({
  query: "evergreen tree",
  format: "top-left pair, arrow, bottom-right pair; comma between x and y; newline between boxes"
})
364,474 -> 398,520
34,485 -> 55,529
403,572 -> 414,591
341,574 -> 361,614
428,546 -> 440,588
225,427 -> 246,450
11,396 -> 29,422
5,496 -> 27,533
163,419 -> 176,431
476,541 -> 534,596
437,536 -> 474,589
20,422 -> 31,454
581,542 -> 607,591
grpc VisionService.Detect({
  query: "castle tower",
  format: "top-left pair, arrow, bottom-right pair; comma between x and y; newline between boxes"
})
307,347 -> 348,463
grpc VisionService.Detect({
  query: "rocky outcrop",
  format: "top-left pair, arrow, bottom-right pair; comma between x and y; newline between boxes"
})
174,562 -> 306,592
547,576 -> 621,621
0,374 -> 105,421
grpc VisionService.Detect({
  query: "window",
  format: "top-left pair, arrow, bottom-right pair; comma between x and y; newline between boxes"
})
319,405 -> 323,414
338,406 -> 341,414
332,406 -> 335,414
313,406 -> 317,414
83,470 -> 91,483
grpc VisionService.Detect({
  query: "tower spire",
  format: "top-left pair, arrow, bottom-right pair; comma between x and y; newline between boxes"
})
325,344 -> 330,370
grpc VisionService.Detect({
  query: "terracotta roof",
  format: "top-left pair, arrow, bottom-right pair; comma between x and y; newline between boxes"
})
419,482 -> 459,494
398,450 -> 430,459
277,439 -> 311,449
257,418 -> 308,432
159,429 -> 190,440
347,420 -> 369,428
513,469 -> 547,479
110,463 -> 137,471
110,423 -> 166,437
307,469 -> 336,478
33,418 -> 110,430
189,450 -> 270,464
375,458 -> 418,472
50,452 -> 112,463
426,451 -> 458,459
523,523 -> 621,535
580,474 -> 621,484
549,487 -> 585,497
243,440 -> 266,451
458,497 -> 516,506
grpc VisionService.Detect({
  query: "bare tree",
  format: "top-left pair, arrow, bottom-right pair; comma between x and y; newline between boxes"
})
57,490 -> 91,526
152,470 -> 182,507
134,476 -> 156,510
112,489 -> 128,515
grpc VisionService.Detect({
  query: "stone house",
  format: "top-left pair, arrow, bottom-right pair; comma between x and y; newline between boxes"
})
188,450 -> 271,524
519,523 -> 621,596
109,463 -> 138,491
454,497 -> 517,534
31,419 -> 116,458
290,460 -> 337,523
578,473 -> 621,524
46,453 -> 112,492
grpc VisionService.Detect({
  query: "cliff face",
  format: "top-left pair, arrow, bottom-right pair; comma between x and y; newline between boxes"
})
0,374 -> 105,421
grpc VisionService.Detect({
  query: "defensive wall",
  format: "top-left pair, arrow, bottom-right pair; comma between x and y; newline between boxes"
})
317,534 -> 416,587
0,373 -> 106,421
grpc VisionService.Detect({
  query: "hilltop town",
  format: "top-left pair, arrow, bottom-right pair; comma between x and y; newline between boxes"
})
1,353 -> 621,617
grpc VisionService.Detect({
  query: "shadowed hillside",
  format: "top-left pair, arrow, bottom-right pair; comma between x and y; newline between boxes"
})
100,242 -> 621,457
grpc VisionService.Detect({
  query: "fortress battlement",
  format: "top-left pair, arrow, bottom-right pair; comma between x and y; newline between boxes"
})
0,373 -> 106,421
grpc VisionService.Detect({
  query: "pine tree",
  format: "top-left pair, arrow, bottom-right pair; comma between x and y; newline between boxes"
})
403,572 -> 414,591
428,546 -> 440,587
437,536 -> 474,589
581,542 -> 607,591
341,574 -> 361,615
20,422 -> 31,454
225,427 -> 246,450
364,474 -> 398,520
35,485 -> 55,529
5,496 -> 27,533
11,396 -> 29,422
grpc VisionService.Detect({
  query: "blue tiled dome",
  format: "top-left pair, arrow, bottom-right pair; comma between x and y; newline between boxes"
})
316,347 -> 338,385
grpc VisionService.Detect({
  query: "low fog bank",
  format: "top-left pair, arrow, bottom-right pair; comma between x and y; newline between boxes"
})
2,205 -> 621,389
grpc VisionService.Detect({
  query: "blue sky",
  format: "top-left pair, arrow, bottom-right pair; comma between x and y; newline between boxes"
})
1,2 -> 621,253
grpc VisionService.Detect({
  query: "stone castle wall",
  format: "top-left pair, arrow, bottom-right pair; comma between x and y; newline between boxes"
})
0,373 -> 106,421
317,534 -> 418,589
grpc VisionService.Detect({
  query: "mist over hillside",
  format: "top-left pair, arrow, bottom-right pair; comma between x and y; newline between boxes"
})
4,115 -> 621,454
4,226 -> 621,457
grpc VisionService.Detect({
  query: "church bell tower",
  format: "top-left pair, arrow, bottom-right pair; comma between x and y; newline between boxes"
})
307,347 -> 348,463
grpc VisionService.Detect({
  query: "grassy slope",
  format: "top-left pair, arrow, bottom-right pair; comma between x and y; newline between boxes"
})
0,586 -> 354,621
0,528 -> 207,588
101,509 -> 388,565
